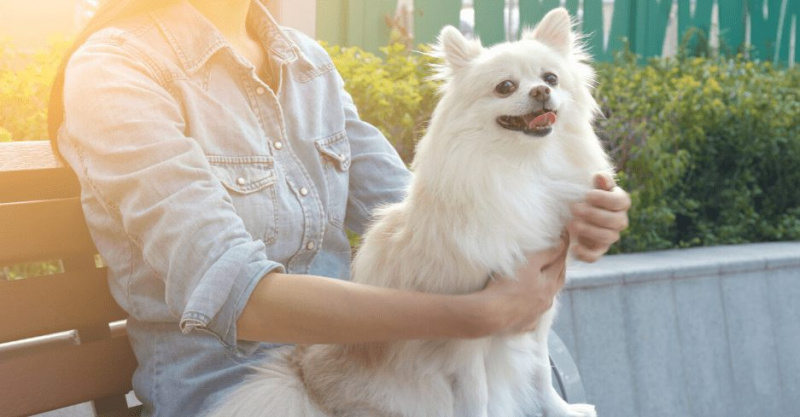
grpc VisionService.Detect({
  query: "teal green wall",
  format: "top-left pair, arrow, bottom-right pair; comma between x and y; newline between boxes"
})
316,0 -> 799,65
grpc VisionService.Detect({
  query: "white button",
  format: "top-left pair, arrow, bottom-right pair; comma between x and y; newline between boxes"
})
338,153 -> 345,160
236,177 -> 246,185
274,141 -> 283,150
306,241 -> 316,250
256,86 -> 266,95
299,187 -> 309,196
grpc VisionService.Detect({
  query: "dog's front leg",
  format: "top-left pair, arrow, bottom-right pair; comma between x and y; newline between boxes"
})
451,350 -> 489,417
532,308 -> 596,417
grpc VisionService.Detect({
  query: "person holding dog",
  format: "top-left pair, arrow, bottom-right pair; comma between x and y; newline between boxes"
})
48,0 -> 631,415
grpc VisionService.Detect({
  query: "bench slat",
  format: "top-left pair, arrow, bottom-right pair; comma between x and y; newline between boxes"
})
0,268 -> 127,343
0,142 -> 80,203
0,197 -> 98,265
0,141 -> 64,171
0,167 -> 81,203
0,335 -> 137,417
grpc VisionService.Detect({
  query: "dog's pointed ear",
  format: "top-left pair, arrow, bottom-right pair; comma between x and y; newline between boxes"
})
522,8 -> 574,54
436,26 -> 482,71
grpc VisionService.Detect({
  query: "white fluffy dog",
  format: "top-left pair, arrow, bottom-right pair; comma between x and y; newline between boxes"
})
210,8 -> 610,417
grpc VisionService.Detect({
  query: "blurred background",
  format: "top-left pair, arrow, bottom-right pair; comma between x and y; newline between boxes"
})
2,0 -> 794,61
0,1 -> 798,417
0,0 -> 97,51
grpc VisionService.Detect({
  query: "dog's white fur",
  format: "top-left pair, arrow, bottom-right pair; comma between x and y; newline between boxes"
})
209,8 -> 610,417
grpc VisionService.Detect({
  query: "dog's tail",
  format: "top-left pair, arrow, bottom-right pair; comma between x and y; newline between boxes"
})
205,348 -> 326,417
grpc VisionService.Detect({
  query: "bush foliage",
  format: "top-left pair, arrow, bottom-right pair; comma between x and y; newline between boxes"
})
2,41 -> 798,253
595,51 -> 800,251
0,39 -> 68,142
325,42 -> 440,161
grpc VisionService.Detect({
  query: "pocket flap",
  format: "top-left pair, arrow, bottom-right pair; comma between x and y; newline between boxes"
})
206,155 -> 276,194
315,132 -> 351,171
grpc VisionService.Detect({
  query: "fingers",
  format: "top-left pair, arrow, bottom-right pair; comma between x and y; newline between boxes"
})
530,234 -> 569,268
568,204 -> 626,262
542,254 -> 565,277
593,172 -> 617,191
568,218 -> 621,247
585,187 -> 632,212
570,240 -> 608,263
542,248 -> 567,288
572,202 -> 629,232
570,181 -> 630,262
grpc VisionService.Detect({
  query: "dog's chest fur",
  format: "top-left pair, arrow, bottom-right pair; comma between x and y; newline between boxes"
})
297,128 -> 600,416
353,127 -> 595,294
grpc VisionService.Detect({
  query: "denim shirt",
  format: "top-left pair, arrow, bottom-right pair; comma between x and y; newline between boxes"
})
56,2 -> 411,415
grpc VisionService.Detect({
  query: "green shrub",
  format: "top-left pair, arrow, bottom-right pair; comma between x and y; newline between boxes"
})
324,42 -> 441,163
1,260 -> 63,281
0,39 -> 68,142
3,40 -> 798,253
596,52 -> 800,252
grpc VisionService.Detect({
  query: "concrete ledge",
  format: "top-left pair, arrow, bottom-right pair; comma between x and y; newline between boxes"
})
554,242 -> 800,417
566,242 -> 800,289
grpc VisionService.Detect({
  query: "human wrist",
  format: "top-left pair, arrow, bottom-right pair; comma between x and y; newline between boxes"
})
447,291 -> 503,339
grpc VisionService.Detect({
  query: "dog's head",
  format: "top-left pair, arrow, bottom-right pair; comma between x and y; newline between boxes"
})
431,8 -> 597,141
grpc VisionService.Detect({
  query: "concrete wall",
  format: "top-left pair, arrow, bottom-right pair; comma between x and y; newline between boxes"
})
553,242 -> 800,417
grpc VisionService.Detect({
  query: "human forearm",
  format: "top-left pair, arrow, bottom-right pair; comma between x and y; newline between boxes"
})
236,272 -> 491,344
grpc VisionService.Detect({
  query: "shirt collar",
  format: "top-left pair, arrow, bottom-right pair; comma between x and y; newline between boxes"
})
151,0 -> 298,75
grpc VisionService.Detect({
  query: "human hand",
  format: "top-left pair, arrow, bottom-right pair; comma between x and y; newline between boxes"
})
481,234 -> 569,335
568,172 -> 631,262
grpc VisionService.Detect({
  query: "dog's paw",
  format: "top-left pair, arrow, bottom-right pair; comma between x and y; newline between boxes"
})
548,403 -> 596,417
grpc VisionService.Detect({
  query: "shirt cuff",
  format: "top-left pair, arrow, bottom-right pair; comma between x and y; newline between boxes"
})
178,240 -> 284,349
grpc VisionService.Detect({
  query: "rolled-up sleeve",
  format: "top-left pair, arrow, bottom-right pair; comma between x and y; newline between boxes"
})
59,35 -> 283,348
338,74 -> 413,235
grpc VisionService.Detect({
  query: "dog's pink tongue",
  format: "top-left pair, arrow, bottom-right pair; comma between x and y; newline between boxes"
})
528,112 -> 557,129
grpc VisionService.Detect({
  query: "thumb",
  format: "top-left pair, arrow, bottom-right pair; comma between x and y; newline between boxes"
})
593,172 -> 616,191
543,233 -> 570,267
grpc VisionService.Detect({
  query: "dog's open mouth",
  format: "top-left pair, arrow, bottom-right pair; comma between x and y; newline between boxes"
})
496,109 -> 558,137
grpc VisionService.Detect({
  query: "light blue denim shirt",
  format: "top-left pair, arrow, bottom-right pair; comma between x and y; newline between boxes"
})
56,1 -> 411,415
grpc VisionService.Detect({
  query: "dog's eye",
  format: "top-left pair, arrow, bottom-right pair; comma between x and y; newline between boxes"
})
543,73 -> 559,86
494,80 -> 518,96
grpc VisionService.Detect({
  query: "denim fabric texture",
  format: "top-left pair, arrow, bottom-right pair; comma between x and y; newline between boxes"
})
56,1 -> 411,415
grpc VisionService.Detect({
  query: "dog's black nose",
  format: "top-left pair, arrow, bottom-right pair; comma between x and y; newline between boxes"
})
530,85 -> 551,102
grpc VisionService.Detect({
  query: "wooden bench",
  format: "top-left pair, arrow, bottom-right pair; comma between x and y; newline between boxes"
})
0,141 -> 139,417
0,140 -> 586,416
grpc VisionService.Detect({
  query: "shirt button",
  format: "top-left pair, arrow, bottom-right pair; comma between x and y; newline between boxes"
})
274,141 -> 283,150
236,177 -> 247,185
306,241 -> 316,250
299,187 -> 309,196
256,86 -> 266,95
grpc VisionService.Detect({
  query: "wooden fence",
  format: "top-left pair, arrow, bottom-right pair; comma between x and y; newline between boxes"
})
315,0 -> 799,65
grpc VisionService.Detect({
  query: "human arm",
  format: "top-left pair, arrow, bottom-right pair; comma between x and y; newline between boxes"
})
59,35 -> 288,348
236,237 -> 569,344
333,73 -> 412,234
568,172 -> 631,262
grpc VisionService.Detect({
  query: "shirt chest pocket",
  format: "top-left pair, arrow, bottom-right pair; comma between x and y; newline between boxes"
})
315,132 -> 351,229
207,155 -> 278,244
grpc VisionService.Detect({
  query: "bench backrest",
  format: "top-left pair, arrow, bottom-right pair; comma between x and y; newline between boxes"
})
0,141 -> 137,416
